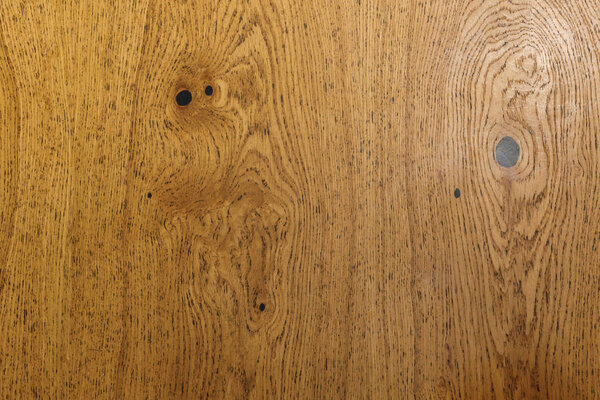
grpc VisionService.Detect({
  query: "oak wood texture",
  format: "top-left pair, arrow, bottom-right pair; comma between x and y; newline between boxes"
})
1,0 -> 600,398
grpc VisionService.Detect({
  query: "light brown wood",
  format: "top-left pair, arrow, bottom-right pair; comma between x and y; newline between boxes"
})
1,0 -> 600,398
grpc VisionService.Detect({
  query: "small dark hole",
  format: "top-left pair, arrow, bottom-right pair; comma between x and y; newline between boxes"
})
454,188 -> 461,198
204,85 -> 213,96
147,192 -> 152,199
259,303 -> 265,312
496,136 -> 520,168
176,90 -> 192,106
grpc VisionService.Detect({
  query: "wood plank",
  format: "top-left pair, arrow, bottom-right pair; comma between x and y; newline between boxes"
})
407,1 -> 600,398
0,0 -> 599,398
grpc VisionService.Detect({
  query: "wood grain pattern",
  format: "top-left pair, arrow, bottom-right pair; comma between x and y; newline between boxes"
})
1,0 -> 600,398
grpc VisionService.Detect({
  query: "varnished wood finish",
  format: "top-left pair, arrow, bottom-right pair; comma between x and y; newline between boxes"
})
1,1 -> 600,398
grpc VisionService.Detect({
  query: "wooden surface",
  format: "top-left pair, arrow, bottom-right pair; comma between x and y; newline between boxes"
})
1,0 -> 600,398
